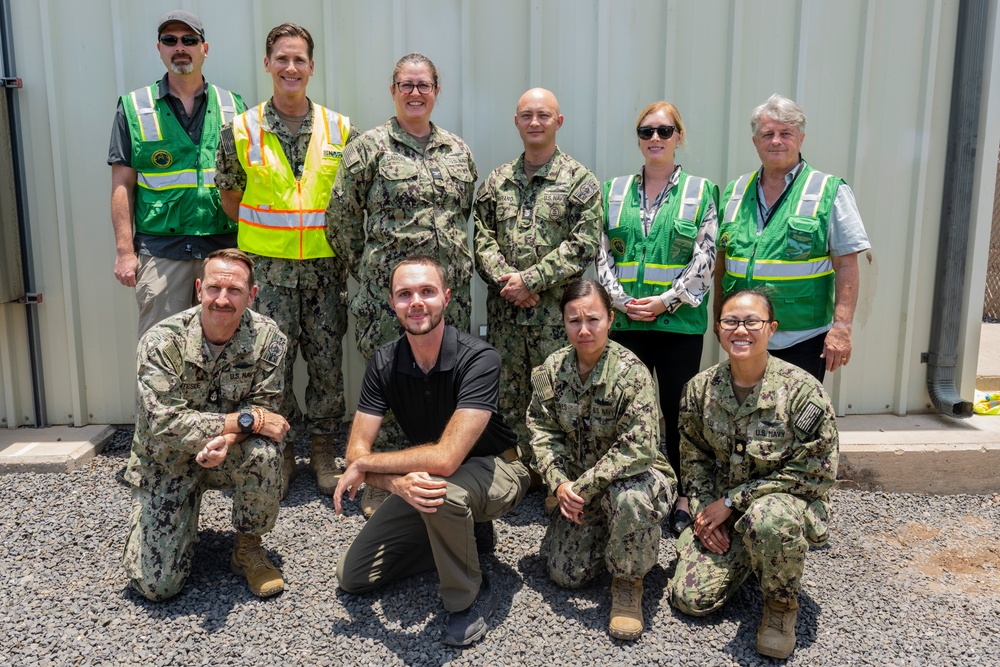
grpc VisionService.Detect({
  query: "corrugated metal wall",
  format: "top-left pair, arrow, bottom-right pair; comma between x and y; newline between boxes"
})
1,0 -> 998,426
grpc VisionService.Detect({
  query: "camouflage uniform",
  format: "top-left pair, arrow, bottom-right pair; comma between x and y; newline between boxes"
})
325,117 -> 478,361
122,306 -> 287,601
669,355 -> 838,614
474,149 -> 602,452
527,341 -> 677,588
216,101 -> 358,434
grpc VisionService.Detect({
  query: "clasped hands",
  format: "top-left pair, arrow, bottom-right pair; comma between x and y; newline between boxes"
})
693,497 -> 733,555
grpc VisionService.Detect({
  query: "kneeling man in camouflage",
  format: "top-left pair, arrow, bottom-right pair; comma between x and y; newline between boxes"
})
122,249 -> 291,600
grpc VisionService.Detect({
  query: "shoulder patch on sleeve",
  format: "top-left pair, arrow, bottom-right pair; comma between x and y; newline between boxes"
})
531,368 -> 555,401
794,400 -> 825,435
219,124 -> 236,158
262,338 -> 286,365
570,177 -> 600,206
341,142 -> 361,171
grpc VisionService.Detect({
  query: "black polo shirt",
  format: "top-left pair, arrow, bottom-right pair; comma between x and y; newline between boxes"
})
357,325 -> 515,460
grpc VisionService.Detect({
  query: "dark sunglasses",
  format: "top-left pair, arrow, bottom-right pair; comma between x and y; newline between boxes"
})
159,34 -> 202,47
637,125 -> 676,140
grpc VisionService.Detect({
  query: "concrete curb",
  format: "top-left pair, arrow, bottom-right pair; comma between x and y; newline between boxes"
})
0,425 -> 116,474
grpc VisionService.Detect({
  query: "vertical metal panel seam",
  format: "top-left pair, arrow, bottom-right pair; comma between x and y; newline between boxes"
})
393,0 -> 405,56
529,0 -> 541,84
722,0 -> 744,187
594,0 -> 610,173
37,0 -> 87,426
662,1 -> 677,126
460,0 -> 472,143
251,0 -> 264,104
793,0 -> 806,100
894,0 -> 943,414
0,305 -> 19,429
110,0 -> 125,94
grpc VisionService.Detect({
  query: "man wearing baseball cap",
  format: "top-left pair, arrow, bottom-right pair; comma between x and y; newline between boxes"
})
108,10 -> 246,336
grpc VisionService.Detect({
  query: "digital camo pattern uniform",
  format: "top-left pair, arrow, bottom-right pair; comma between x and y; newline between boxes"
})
326,117 -> 478,361
669,355 -> 838,614
527,341 -> 677,587
217,104 -> 358,434
474,149 -> 602,451
123,306 -> 287,600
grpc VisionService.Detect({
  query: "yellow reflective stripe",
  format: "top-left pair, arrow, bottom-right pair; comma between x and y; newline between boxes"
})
212,85 -> 238,125
130,86 -> 161,142
616,261 -> 639,282
643,264 -> 684,286
203,168 -> 217,188
750,257 -> 834,280
679,175 -> 705,221
795,171 -> 832,218
137,169 -> 199,189
241,104 -> 265,166
724,173 -> 753,223
725,256 -> 749,277
239,206 -> 328,230
606,175 -> 634,230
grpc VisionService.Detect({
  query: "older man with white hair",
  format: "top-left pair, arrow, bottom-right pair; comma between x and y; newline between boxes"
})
714,94 -> 870,381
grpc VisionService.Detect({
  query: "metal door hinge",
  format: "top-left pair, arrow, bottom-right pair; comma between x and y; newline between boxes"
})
1,77 -> 22,88
19,292 -> 42,304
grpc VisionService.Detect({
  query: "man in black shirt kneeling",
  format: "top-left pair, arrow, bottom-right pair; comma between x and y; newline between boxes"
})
334,255 -> 532,646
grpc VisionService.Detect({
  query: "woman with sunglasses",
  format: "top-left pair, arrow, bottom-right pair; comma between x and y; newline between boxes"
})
596,101 -> 719,535
669,288 -> 838,660
327,53 -> 477,364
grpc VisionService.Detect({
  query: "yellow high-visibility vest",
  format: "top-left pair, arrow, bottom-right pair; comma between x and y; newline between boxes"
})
233,102 -> 350,259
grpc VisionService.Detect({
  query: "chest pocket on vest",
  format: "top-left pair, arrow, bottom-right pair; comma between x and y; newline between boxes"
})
321,143 -> 344,170
669,218 -> 698,264
785,217 -> 820,261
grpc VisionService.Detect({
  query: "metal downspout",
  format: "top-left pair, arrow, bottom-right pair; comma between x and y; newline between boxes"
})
0,0 -> 47,426
925,0 -> 989,417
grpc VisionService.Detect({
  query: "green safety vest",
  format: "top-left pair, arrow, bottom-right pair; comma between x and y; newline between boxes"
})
604,171 -> 717,335
123,82 -> 242,236
718,162 -> 840,331
233,102 -> 350,260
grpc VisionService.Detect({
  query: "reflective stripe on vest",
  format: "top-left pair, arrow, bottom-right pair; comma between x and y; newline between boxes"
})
642,263 -> 685,286
796,170 -> 832,218
129,86 -> 161,142
212,85 -> 238,127
679,175 -> 705,221
137,169 -> 199,190
616,262 -> 639,282
723,173 -> 753,223
750,257 -> 833,280
238,103 -> 344,232
606,175 -> 634,230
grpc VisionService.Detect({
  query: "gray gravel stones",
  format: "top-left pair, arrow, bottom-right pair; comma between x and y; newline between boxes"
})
1,427 -> 999,665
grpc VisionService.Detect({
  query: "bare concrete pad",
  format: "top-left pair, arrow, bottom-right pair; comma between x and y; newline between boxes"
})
838,413 -> 1000,494
0,425 -> 115,474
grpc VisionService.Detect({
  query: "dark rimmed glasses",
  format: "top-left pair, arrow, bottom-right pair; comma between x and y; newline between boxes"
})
637,125 -> 676,140
718,318 -> 773,331
394,81 -> 435,94
159,34 -> 202,47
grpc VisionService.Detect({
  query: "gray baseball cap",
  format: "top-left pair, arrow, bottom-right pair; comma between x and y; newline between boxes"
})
157,10 -> 205,39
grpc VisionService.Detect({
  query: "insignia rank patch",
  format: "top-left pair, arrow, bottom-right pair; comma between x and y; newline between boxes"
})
794,401 -> 825,435
531,368 -> 554,401
262,340 -> 284,365
571,178 -> 599,205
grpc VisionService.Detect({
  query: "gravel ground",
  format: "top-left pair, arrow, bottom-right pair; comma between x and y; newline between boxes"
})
2,427 -> 999,666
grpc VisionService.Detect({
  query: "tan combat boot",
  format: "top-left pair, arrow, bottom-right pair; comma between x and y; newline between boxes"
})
360,484 -> 390,519
309,434 -> 342,495
230,533 -> 284,597
609,576 -> 644,640
757,597 -> 799,659
280,442 -> 296,500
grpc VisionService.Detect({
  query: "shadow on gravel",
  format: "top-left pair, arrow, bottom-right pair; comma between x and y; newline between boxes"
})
330,557 -> 523,665
122,528 -> 285,633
